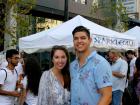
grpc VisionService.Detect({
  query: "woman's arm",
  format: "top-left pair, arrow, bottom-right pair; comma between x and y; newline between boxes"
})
19,89 -> 27,105
37,71 -> 49,105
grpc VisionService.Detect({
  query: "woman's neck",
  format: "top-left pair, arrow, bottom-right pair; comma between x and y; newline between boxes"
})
52,67 -> 64,87
52,67 -> 62,76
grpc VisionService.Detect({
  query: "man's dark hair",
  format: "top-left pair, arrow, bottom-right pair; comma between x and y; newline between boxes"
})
6,49 -> 19,60
126,50 -> 135,55
72,26 -> 90,38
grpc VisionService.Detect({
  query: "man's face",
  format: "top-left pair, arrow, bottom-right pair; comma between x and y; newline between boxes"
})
127,53 -> 132,59
9,54 -> 19,67
73,31 -> 91,53
108,52 -> 116,62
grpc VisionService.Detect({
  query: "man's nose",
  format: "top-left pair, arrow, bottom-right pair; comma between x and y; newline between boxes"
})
77,38 -> 82,42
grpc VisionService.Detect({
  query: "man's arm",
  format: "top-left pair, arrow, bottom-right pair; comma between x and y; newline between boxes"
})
113,60 -> 128,78
0,84 -> 20,97
112,71 -> 125,78
98,86 -> 112,105
94,59 -> 112,105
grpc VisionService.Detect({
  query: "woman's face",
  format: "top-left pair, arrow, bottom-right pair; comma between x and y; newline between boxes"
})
52,49 -> 67,70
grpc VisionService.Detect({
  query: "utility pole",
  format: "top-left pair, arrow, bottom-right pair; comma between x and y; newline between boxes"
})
0,2 -> 5,51
64,0 -> 69,21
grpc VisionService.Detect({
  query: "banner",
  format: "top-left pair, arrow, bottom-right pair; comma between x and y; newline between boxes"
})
92,34 -> 136,50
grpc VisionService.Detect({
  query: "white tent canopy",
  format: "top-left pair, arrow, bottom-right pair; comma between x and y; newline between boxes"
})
19,15 -> 138,54
124,26 -> 140,47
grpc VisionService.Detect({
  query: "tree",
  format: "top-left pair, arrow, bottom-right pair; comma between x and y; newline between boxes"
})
0,0 -> 36,51
91,0 -> 129,32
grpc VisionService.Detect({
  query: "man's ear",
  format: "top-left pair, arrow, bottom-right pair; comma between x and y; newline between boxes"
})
89,37 -> 92,44
7,58 -> 11,63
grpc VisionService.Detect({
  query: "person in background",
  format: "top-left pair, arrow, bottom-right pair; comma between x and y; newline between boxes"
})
126,50 -> 137,80
0,52 -> 24,88
70,26 -> 112,105
0,49 -> 21,105
20,57 -> 42,105
108,49 -> 128,105
37,45 -> 71,105
133,57 -> 140,105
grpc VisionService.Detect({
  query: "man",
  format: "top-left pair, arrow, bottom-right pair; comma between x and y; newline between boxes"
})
108,50 -> 128,105
0,52 -> 24,75
126,50 -> 137,80
0,49 -> 20,105
70,26 -> 112,105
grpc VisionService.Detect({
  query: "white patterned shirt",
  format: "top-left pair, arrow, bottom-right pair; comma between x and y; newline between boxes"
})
37,69 -> 70,105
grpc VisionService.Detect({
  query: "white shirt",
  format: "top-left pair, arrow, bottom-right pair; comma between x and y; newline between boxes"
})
22,76 -> 38,105
0,68 -> 18,105
129,57 -> 136,77
111,58 -> 128,92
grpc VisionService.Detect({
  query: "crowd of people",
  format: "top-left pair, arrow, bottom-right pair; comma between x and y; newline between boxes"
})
0,26 -> 140,105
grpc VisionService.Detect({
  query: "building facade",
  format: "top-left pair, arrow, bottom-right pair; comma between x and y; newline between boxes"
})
1,0 -> 114,51
122,0 -> 140,28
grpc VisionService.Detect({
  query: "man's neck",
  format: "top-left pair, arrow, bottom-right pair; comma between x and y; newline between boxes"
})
7,64 -> 15,71
113,56 -> 119,63
77,50 -> 91,67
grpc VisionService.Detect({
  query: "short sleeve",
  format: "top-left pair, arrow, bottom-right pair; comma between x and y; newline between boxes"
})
94,60 -> 112,89
0,70 -> 7,85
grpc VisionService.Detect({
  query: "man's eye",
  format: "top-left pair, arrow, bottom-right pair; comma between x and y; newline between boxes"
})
74,37 -> 78,40
81,37 -> 86,39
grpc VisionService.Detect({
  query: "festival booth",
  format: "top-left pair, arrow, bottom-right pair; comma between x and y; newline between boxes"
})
124,26 -> 140,47
19,15 -> 138,54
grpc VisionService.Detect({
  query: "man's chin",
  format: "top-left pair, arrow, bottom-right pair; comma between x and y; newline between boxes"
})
14,64 -> 18,67
77,50 -> 85,53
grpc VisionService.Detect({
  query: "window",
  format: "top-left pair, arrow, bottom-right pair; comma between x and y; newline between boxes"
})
81,0 -> 87,4
73,0 -> 87,4
92,0 -> 98,7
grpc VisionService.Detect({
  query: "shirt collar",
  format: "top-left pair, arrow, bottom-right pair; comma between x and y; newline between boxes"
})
76,51 -> 97,64
113,57 -> 121,64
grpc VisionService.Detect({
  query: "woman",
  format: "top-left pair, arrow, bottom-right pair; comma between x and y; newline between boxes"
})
21,57 -> 42,105
37,45 -> 71,105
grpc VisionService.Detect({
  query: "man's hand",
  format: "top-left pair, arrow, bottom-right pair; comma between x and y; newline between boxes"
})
10,91 -> 21,97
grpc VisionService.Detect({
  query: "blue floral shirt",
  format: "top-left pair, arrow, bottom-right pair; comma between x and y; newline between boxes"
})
70,51 -> 112,105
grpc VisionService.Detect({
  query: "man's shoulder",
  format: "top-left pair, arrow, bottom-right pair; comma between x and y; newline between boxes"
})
93,53 -> 108,64
0,69 -> 7,75
0,67 -> 8,73
119,58 -> 127,64
121,59 -> 128,66
132,57 -> 137,63
70,59 -> 77,66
